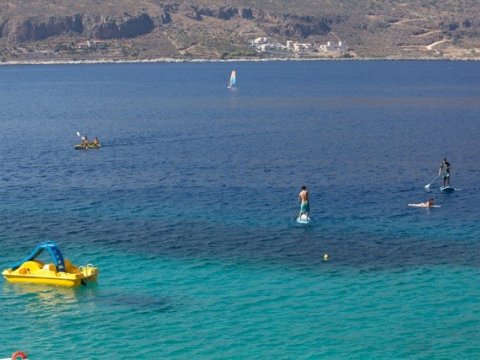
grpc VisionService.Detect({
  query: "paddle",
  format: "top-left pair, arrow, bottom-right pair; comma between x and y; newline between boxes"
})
424,174 -> 439,189
76,131 -> 86,140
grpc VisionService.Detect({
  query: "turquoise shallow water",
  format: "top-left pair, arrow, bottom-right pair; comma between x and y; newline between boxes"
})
2,251 -> 479,358
1,61 -> 479,358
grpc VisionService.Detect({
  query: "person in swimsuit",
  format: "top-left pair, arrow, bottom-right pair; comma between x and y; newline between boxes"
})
298,185 -> 310,217
92,137 -> 100,146
409,198 -> 435,207
439,158 -> 451,187
81,136 -> 89,149
421,198 -> 435,207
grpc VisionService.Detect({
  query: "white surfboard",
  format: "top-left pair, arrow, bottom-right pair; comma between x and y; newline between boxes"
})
408,203 -> 441,208
296,214 -> 311,224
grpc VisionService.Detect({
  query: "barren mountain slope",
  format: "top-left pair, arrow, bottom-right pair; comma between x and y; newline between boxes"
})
0,0 -> 478,61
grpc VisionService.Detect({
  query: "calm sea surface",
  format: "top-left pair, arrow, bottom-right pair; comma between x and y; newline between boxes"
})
1,60 -> 479,358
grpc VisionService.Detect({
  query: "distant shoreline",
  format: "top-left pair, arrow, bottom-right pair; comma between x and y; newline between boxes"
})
0,57 -> 479,66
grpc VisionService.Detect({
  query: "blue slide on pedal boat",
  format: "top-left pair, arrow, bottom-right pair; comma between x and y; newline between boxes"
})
2,241 -> 98,287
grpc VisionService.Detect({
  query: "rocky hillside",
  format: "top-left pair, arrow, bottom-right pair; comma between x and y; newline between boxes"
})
0,0 -> 479,62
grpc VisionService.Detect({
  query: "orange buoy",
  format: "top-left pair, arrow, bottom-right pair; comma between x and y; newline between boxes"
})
11,351 -> 28,360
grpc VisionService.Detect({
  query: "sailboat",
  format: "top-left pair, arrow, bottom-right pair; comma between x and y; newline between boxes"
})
228,70 -> 236,89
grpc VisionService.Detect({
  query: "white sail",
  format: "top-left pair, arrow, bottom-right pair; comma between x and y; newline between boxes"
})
228,70 -> 236,88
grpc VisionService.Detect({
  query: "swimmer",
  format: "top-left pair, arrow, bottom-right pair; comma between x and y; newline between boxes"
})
412,198 -> 435,207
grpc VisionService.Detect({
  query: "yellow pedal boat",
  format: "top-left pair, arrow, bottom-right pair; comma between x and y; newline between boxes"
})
2,241 -> 98,287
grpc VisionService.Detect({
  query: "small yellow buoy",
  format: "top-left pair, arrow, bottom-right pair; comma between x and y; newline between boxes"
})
323,253 -> 329,261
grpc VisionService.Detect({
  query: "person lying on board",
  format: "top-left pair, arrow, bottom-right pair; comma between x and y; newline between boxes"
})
418,198 -> 435,207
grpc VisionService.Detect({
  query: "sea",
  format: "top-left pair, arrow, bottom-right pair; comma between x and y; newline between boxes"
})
0,60 -> 479,359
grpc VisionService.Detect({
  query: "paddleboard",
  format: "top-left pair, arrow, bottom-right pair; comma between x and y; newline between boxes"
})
296,214 -> 311,224
440,186 -> 454,193
408,203 -> 441,208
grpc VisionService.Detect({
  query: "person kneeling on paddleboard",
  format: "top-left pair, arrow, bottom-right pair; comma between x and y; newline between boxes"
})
439,158 -> 451,187
298,185 -> 310,217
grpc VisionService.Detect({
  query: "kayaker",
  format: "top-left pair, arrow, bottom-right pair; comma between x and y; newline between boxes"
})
92,137 -> 100,146
81,136 -> 89,148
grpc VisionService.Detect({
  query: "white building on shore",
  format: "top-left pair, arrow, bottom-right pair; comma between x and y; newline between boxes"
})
250,37 -> 269,47
318,41 -> 347,53
249,37 -> 349,55
293,42 -> 314,53
250,37 -> 315,54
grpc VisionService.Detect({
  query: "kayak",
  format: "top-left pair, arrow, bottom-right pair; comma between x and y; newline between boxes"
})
74,144 -> 101,150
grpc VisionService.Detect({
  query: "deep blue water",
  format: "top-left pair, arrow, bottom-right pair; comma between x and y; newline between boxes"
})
1,61 -> 479,358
